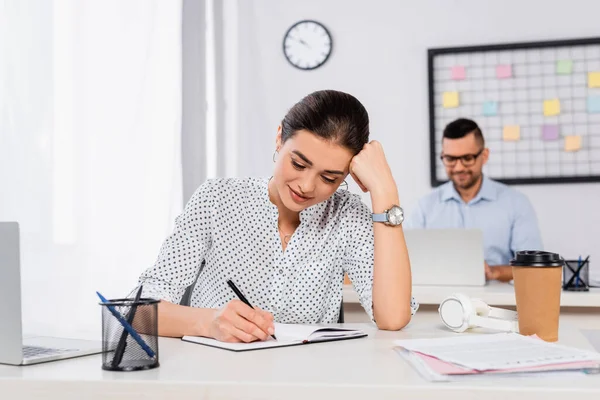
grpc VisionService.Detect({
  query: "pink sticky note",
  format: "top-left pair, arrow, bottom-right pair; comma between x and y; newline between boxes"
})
542,125 -> 559,141
496,64 -> 512,79
451,66 -> 466,80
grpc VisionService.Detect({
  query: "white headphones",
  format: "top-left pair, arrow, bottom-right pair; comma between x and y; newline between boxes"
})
438,293 -> 519,333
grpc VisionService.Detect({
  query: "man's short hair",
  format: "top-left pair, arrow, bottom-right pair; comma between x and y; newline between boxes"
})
443,118 -> 485,146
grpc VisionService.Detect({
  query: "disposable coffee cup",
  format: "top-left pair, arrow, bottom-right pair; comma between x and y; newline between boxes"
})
510,251 -> 564,342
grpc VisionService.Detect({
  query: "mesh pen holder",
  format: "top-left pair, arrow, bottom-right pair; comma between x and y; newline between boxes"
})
563,258 -> 590,292
99,297 -> 160,371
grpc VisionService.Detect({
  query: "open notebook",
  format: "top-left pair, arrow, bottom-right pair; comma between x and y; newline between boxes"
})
182,323 -> 367,352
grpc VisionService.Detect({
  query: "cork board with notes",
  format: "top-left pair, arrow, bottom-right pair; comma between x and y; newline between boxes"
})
428,37 -> 600,186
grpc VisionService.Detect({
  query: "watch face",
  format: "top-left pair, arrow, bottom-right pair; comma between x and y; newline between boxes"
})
387,206 -> 404,226
283,20 -> 332,70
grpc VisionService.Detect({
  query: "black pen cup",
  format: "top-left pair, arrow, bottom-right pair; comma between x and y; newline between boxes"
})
563,259 -> 590,292
99,297 -> 160,371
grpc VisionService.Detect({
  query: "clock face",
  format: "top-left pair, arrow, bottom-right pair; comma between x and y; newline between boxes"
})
283,20 -> 332,70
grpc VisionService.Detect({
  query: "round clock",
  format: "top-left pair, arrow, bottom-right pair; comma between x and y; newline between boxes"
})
282,20 -> 332,70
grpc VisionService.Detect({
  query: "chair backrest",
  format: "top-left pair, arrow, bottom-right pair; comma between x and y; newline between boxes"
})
179,260 -> 345,323
338,301 -> 345,323
179,261 -> 205,307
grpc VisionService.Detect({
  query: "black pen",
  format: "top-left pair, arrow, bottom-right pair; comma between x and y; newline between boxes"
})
226,279 -> 277,341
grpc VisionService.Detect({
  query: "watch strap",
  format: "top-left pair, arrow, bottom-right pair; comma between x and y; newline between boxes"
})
372,212 -> 388,223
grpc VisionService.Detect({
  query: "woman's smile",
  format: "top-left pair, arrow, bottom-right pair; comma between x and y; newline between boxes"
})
288,186 -> 312,203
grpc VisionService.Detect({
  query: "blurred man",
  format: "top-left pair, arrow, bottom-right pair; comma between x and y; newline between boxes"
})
406,118 -> 542,281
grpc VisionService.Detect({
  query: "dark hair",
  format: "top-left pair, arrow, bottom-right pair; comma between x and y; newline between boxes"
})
281,90 -> 369,155
443,118 -> 485,146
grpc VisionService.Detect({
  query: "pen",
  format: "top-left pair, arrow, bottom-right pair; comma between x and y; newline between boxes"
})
226,279 -> 277,341
96,291 -> 156,359
111,285 -> 144,367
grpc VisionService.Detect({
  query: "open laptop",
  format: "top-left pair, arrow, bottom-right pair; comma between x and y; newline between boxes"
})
405,228 -> 486,286
0,222 -> 103,365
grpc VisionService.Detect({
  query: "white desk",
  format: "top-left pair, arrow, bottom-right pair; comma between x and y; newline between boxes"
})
1,312 -> 599,400
344,282 -> 600,307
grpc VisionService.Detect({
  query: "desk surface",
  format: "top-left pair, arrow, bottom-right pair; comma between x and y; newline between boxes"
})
1,312 -> 599,400
344,282 -> 600,307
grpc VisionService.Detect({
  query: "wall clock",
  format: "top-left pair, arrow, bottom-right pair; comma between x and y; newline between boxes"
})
283,20 -> 332,70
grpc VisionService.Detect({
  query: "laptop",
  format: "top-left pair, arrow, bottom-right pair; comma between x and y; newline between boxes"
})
0,222 -> 103,365
405,228 -> 486,286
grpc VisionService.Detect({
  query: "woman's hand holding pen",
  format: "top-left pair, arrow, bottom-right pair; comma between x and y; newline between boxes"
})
208,299 -> 275,343
349,140 -> 398,200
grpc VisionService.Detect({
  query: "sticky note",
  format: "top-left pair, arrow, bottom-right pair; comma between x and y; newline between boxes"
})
496,64 -> 512,79
443,92 -> 459,108
503,125 -> 520,141
451,66 -> 466,80
564,136 -> 582,152
556,60 -> 573,75
542,124 -> 559,141
543,99 -> 560,116
588,72 -> 600,88
588,96 -> 600,113
482,101 -> 498,116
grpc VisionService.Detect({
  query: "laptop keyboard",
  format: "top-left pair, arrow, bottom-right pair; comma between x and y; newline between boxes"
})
23,345 -> 78,359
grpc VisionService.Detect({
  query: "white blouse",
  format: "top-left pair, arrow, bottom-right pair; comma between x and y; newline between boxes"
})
140,177 -> 418,323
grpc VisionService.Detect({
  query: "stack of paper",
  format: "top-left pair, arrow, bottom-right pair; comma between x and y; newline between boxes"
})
394,333 -> 600,382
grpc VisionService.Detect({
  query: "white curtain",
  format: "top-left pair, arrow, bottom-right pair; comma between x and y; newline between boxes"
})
0,0 -> 183,338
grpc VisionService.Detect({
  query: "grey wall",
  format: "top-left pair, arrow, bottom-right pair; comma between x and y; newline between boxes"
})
225,0 -> 600,263
182,0 -> 206,203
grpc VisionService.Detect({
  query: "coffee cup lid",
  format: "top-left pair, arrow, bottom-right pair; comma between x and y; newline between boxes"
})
510,251 -> 564,267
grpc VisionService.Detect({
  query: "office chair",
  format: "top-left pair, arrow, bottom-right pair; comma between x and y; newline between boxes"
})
179,261 -> 204,307
179,261 -> 345,323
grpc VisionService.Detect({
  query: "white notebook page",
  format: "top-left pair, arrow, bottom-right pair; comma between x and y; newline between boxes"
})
182,323 -> 365,351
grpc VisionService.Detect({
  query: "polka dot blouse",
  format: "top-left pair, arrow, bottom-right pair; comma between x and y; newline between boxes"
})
139,177 -> 418,323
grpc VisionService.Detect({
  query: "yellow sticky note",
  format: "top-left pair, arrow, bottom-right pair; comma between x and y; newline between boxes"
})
588,72 -> 600,88
503,125 -> 520,141
443,92 -> 459,108
564,135 -> 582,152
543,99 -> 560,116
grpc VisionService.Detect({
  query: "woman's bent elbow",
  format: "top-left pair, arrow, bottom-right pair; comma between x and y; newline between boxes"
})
375,312 -> 411,331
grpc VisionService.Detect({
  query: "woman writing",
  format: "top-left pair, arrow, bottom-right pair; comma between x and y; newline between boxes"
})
139,90 -> 417,342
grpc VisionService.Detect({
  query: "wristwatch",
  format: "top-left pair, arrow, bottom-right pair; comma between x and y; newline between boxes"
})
372,205 -> 404,226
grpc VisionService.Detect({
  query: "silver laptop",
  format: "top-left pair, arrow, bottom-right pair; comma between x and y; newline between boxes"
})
0,222 -> 103,365
405,229 -> 486,286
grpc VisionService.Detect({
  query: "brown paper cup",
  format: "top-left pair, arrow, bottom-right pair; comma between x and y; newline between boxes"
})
512,266 -> 562,341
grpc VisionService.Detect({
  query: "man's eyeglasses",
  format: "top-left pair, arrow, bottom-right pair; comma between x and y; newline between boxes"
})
440,148 -> 484,167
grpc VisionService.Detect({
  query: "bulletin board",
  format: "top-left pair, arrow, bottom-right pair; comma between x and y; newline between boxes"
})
428,37 -> 600,186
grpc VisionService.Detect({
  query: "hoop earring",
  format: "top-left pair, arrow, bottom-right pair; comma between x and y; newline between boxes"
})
339,180 -> 348,191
